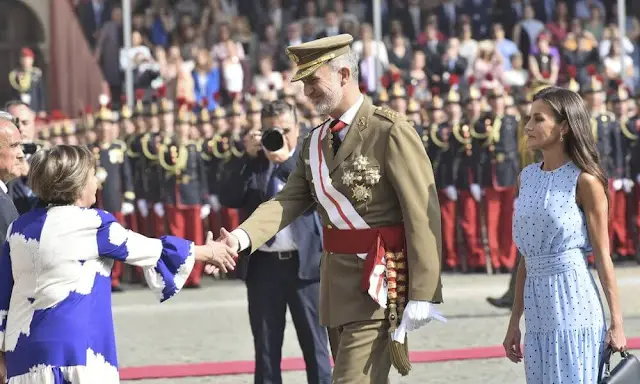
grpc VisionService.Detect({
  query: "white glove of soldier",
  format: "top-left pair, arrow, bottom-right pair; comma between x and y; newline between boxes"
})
470,184 -> 482,202
391,301 -> 447,344
153,202 -> 165,218
136,199 -> 149,218
200,204 -> 211,219
208,195 -> 221,212
444,185 -> 458,201
623,178 -> 634,193
612,179 -> 623,191
121,202 -> 135,216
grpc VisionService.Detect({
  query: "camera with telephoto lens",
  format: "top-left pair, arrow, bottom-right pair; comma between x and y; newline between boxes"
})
261,127 -> 286,152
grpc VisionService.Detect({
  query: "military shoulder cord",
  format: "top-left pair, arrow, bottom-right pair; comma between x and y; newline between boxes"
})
387,251 -> 411,376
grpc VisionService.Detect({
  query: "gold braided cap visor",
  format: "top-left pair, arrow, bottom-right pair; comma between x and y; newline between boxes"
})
287,34 -> 354,82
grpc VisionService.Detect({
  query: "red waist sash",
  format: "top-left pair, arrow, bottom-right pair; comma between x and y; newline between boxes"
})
323,225 -> 405,293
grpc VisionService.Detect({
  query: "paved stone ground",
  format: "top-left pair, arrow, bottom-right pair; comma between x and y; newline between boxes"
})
115,264 -> 640,383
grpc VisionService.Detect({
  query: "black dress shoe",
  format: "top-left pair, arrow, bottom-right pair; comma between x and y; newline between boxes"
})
111,285 -> 124,293
486,296 -> 513,309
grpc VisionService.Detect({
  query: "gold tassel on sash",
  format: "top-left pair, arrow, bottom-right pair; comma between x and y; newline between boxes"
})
386,251 -> 411,376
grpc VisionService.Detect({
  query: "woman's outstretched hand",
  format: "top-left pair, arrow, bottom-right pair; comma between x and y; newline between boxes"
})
197,231 -> 237,273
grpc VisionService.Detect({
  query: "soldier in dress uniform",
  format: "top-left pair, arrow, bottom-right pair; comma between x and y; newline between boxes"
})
220,102 -> 245,231
215,34 -> 445,382
203,107 -> 232,237
451,86 -> 486,273
406,97 -> 424,141
158,103 -> 210,288
8,48 -> 46,114
430,86 -> 462,271
91,105 -> 136,291
582,73 -> 626,257
629,95 -> 640,260
474,86 -> 519,273
141,101 -> 167,238
608,83 -> 635,259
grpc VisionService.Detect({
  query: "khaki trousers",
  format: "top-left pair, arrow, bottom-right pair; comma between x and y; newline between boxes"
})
328,320 -> 391,384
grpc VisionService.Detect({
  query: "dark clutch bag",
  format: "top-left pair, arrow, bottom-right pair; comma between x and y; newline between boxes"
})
599,347 -> 640,383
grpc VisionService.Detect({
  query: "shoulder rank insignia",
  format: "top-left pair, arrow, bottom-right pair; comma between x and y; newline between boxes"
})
374,107 -> 399,122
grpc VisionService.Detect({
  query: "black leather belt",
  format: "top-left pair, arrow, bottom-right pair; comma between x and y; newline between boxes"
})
263,250 -> 298,260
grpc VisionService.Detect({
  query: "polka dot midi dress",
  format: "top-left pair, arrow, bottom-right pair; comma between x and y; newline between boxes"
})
513,162 -> 607,383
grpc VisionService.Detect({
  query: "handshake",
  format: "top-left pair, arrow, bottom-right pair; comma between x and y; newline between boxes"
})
195,228 -> 240,275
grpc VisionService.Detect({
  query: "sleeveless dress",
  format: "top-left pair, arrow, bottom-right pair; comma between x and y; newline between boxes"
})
513,162 -> 606,383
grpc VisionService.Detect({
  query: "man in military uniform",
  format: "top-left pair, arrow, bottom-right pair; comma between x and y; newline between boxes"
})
474,86 -> 519,273
8,48 -> 46,114
608,84 -> 635,259
91,104 -> 135,291
159,103 -> 210,287
430,86 -> 459,271
450,87 -> 486,273
213,34 -> 445,382
582,75 -> 625,259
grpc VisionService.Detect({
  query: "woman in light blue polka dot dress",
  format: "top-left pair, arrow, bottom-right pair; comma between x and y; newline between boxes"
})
502,86 -> 627,383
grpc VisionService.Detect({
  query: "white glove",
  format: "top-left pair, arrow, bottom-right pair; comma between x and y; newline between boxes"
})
470,184 -> 482,202
612,179 -> 623,191
623,178 -> 634,193
208,195 -> 221,212
391,301 -> 447,344
153,202 -> 165,218
121,202 -> 135,216
136,199 -> 149,218
200,204 -> 211,219
444,185 -> 458,201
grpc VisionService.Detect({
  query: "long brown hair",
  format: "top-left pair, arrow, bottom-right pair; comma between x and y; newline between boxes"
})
532,86 -> 608,199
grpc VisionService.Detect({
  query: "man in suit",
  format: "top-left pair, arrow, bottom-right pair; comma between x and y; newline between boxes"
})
219,100 -> 331,384
0,112 -> 24,242
5,101 -> 45,214
212,34 -> 445,382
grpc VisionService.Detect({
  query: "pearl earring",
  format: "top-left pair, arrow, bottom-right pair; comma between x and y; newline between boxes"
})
560,134 -> 564,142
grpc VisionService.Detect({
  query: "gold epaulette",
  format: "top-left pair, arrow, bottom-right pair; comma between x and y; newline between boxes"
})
113,139 -> 127,151
429,124 -> 449,149
374,107 -> 399,122
140,133 -> 158,161
126,135 -> 140,158
620,117 -> 637,141
123,191 -> 136,201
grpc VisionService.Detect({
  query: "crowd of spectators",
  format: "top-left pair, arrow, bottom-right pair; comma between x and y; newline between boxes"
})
72,0 -> 640,110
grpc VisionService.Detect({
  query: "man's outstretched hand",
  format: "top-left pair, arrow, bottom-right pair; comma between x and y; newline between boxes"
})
204,228 -> 239,275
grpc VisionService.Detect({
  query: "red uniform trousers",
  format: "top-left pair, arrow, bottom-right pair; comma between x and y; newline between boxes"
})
437,190 -> 457,268
208,210 -> 222,238
111,211 -> 126,289
149,207 -> 167,237
484,187 -> 517,270
220,207 -> 240,230
166,205 -> 204,286
458,190 -> 486,269
609,183 -> 634,258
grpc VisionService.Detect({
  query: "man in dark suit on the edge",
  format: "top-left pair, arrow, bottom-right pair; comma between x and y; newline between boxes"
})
219,100 -> 331,384
0,111 -> 24,242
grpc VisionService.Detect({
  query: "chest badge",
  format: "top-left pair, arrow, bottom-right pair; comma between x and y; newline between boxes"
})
341,155 -> 380,202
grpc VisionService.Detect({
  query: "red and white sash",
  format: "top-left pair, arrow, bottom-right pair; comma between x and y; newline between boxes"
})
308,121 -> 388,308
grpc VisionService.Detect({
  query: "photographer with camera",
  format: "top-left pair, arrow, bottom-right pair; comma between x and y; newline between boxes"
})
219,100 -> 331,384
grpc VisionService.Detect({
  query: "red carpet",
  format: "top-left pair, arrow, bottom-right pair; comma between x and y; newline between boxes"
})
120,337 -> 640,380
